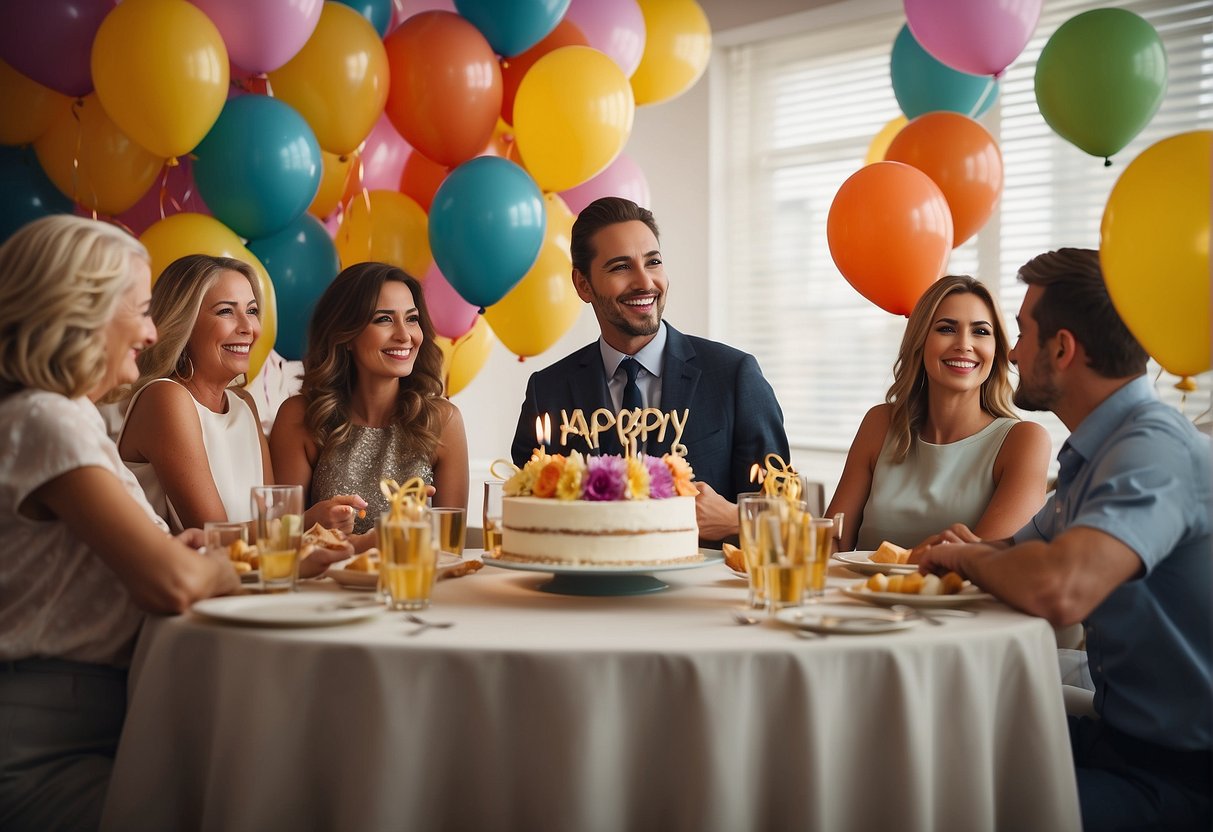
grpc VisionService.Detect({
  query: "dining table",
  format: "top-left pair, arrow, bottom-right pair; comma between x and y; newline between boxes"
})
101,553 -> 1081,832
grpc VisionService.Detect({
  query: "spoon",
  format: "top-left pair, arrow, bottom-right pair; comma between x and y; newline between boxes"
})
404,613 -> 455,635
731,611 -> 761,626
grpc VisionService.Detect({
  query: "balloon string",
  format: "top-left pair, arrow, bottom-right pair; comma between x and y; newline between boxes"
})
157,164 -> 171,222
263,75 -> 274,98
967,77 -> 996,119
70,98 -> 84,211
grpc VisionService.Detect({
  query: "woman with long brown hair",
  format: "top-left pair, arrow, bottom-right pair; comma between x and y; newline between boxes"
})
270,262 -> 468,551
826,275 -> 1051,552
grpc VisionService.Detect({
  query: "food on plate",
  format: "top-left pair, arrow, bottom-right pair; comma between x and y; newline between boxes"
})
439,559 -> 484,580
941,571 -> 965,595
226,538 -> 259,570
345,551 -> 380,573
870,540 -> 910,564
304,523 -> 348,550
722,543 -> 746,573
498,451 -> 700,567
862,570 -> 969,595
230,560 -> 252,575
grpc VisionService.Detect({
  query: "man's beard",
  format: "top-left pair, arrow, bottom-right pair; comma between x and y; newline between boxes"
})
1013,350 -> 1061,411
597,292 -> 665,338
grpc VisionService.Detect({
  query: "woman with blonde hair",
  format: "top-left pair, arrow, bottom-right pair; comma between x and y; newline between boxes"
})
0,217 -> 238,830
271,262 -> 468,550
115,254 -> 361,534
826,275 -> 1051,552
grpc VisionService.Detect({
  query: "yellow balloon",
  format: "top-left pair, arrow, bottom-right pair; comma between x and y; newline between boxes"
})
91,0 -> 229,159
140,213 -> 278,381
435,317 -> 494,396
630,0 -> 711,106
1101,130 -> 1211,380
309,149 -> 357,219
865,116 -> 909,166
268,3 -> 390,156
484,194 -> 581,358
0,58 -> 69,146
513,46 -> 634,192
335,190 -> 431,276
34,95 -> 163,215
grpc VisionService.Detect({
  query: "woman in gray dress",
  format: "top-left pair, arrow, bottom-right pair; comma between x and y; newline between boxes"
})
270,262 -> 468,551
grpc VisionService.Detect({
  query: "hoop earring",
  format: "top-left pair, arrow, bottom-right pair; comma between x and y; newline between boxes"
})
175,353 -> 195,381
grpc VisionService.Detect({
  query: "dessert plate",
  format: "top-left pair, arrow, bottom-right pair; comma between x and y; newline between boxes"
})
329,554 -> 463,591
775,604 -> 922,635
842,585 -> 993,608
833,550 -> 917,575
192,594 -> 384,627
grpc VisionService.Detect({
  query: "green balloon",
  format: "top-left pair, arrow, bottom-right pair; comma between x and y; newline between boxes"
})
1035,9 -> 1167,162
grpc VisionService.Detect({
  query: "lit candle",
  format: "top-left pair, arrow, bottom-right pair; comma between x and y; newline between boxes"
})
749,463 -> 765,485
535,413 -> 552,456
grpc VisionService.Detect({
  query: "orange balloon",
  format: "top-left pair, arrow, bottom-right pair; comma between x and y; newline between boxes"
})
335,189 -> 431,276
499,19 -> 588,126
310,149 -> 357,219
0,58 -> 70,146
885,112 -> 1003,247
827,162 -> 953,316
384,11 -> 502,168
399,150 -> 449,213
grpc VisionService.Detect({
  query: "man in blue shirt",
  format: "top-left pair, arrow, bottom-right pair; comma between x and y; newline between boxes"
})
917,248 -> 1211,831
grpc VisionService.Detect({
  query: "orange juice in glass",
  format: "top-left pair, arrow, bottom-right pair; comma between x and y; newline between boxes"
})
379,511 -> 438,611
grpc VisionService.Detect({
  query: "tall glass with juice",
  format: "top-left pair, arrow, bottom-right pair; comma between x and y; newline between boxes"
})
379,511 -> 438,611
251,485 -> 303,593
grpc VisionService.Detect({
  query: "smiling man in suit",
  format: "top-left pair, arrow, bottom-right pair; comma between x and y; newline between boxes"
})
510,197 -> 789,542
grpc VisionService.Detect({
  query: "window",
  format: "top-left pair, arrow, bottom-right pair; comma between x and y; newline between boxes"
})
716,0 -> 1212,457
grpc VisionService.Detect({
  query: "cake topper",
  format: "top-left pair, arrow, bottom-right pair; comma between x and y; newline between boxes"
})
558,407 -> 689,458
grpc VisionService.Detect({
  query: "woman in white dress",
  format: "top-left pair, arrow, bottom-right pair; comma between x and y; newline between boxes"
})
0,216 -> 238,831
826,275 -> 1051,552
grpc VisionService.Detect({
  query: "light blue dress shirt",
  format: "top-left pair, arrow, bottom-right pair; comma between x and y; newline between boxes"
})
598,321 -> 668,412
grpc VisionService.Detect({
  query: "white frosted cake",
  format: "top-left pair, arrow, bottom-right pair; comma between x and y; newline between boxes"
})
497,451 -> 701,567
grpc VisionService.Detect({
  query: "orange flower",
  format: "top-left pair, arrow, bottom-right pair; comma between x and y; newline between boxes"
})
664,454 -> 698,497
533,458 -> 566,498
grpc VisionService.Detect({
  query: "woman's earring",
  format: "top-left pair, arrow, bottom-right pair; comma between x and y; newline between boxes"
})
175,353 -> 195,381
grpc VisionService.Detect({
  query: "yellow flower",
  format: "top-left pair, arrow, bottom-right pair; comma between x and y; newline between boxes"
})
625,456 -> 650,499
556,451 -> 587,500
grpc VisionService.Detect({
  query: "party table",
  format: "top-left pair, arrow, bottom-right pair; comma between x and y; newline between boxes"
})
101,557 -> 1080,831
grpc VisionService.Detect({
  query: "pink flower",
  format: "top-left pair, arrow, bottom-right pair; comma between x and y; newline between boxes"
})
642,454 -> 675,499
583,455 -> 627,501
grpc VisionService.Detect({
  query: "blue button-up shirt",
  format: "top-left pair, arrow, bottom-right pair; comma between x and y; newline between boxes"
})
1014,376 -> 1212,750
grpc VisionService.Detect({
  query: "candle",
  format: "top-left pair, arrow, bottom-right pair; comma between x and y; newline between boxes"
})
534,413 -> 552,455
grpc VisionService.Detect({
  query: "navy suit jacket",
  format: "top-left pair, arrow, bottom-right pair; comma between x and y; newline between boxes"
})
510,323 -> 789,502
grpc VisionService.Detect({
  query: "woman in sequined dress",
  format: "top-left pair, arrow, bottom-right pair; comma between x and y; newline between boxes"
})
270,262 -> 468,551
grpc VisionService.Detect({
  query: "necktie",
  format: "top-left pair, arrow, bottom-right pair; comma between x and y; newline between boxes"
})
621,357 -> 643,412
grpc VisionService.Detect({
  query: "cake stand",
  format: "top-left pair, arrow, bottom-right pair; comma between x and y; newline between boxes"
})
482,548 -> 724,596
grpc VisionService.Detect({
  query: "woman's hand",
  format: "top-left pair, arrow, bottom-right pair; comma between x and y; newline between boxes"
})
304,494 -> 368,534
298,540 -> 356,579
175,527 -> 206,550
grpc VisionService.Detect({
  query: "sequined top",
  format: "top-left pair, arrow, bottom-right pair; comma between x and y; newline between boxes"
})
310,423 -> 434,534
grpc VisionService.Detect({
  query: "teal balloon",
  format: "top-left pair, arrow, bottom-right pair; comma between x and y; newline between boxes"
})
193,95 -> 322,240
891,24 -> 999,119
331,0 -> 391,38
0,145 -> 73,242
247,213 -> 340,361
429,157 -> 545,309
1035,9 -> 1167,162
454,0 -> 570,57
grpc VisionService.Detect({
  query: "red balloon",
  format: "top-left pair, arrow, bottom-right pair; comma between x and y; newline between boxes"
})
500,19 -> 588,126
827,162 -> 953,316
384,11 -> 502,168
399,150 -> 449,213
884,112 -> 1002,247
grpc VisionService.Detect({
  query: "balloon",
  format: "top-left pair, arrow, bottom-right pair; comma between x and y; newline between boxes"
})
890,25 -> 999,120
0,0 -> 115,97
268,2 -> 390,156
115,156 -> 211,237
247,213 -> 341,361
1100,131 -> 1211,379
500,19 -> 589,126
332,0 -> 394,38
421,262 -> 480,340
193,95 -> 323,240
428,156 -> 545,308
91,0 -> 229,160
455,0 -> 570,58
513,46 -> 634,192
399,151 -> 449,213
434,317 -> 493,396
558,152 -> 650,216
358,112 -> 413,192
384,12 -> 503,168
1035,9 -> 1167,162
189,0 -> 322,74
0,59 -> 70,146
0,145 -> 74,242
905,0 -> 1041,78
140,213 -> 278,380
826,162 -> 953,316
390,0 -> 456,33
864,116 -> 908,166
565,0 -> 646,79
34,95 -> 164,216
310,150 -> 357,220
885,112 -> 1003,247
335,190 -> 431,277
629,0 -> 711,106
485,193 -> 580,358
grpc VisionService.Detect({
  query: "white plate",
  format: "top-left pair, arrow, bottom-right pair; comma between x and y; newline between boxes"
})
483,548 -> 723,576
775,604 -> 922,635
842,585 -> 994,607
329,554 -> 464,591
833,550 -> 917,575
725,565 -> 748,580
191,594 -> 384,627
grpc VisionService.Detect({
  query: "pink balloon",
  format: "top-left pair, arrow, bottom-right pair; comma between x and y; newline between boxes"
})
114,157 -> 211,236
422,261 -> 480,340
564,0 -> 646,78
905,0 -> 1041,78
388,0 -> 456,34
190,0 -> 324,74
558,152 -> 650,216
361,113 -> 413,192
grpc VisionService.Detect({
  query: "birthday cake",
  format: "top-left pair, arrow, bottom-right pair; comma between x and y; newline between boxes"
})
498,450 -> 700,567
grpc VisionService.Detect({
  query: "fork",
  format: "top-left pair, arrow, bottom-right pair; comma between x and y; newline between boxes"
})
404,613 -> 455,636
731,611 -> 761,626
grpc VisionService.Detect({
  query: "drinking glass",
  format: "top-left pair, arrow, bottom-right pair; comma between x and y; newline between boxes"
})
738,494 -> 806,609
803,516 -> 838,598
482,481 -> 504,558
430,507 -> 466,559
203,521 -> 248,558
250,485 -> 303,593
378,510 -> 438,611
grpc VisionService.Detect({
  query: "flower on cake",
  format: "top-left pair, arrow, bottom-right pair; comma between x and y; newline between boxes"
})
533,456 -> 566,498
644,454 -> 675,499
583,455 -> 628,501
500,449 -> 695,501
664,454 -> 698,497
556,451 -> 587,500
625,456 -> 651,500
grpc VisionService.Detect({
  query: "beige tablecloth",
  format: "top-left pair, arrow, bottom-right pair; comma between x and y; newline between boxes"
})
102,558 -> 1080,832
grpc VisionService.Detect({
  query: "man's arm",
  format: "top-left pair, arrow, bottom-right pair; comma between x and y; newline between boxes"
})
510,374 -> 541,468
729,353 -> 789,499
